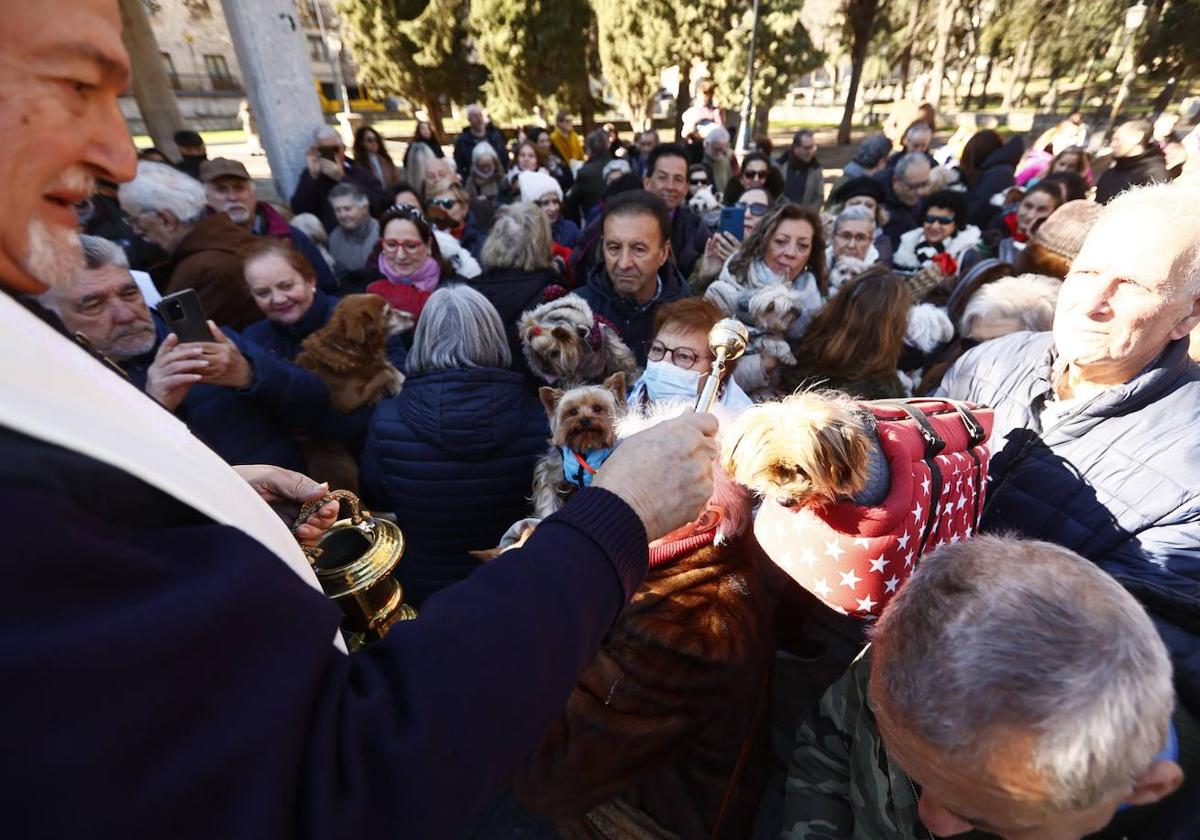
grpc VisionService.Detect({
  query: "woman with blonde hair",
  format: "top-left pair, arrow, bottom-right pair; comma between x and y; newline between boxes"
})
779,265 -> 912,399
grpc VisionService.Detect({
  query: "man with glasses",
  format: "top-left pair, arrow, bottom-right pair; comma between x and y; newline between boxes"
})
779,129 -> 824,209
290,125 -> 382,234
877,152 -> 932,250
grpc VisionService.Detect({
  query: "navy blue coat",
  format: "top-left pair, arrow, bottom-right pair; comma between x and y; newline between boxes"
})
937,331 -> 1200,709
123,317 -> 332,471
361,367 -> 550,606
577,263 -> 691,366
965,136 -> 1024,228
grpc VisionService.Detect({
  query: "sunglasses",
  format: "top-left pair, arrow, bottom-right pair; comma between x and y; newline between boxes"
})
381,238 -> 426,254
737,201 -> 770,217
429,197 -> 459,210
924,214 -> 955,226
689,177 -> 710,186
743,168 -> 769,181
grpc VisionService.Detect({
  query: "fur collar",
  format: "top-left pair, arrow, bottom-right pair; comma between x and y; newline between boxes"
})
893,225 -> 982,271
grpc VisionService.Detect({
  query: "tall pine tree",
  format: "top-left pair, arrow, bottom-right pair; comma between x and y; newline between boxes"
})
593,0 -> 677,130
336,0 -> 474,135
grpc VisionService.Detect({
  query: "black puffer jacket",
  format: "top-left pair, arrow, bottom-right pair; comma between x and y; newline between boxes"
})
361,367 -> 549,606
965,135 -> 1024,228
1096,146 -> 1170,204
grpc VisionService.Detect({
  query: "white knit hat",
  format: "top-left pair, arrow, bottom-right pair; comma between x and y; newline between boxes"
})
518,169 -> 562,203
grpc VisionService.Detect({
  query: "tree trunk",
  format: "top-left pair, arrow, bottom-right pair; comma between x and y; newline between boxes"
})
424,97 -> 446,139
897,0 -> 924,101
674,62 -> 692,140
838,0 -> 879,145
979,51 -> 995,108
753,102 -> 770,138
580,94 -> 595,136
118,0 -> 184,159
1001,39 -> 1029,111
1015,36 -> 1037,107
1072,53 -> 1096,113
927,0 -> 959,109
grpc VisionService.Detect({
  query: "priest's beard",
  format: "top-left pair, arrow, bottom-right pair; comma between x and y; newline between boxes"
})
24,219 -> 84,290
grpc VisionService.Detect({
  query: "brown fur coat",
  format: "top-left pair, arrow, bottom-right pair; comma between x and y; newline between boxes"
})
512,531 -> 777,840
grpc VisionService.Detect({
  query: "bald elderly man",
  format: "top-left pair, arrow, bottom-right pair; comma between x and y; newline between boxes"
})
938,183 -> 1200,713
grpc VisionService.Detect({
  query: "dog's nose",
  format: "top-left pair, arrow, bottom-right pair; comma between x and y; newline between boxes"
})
578,417 -> 591,428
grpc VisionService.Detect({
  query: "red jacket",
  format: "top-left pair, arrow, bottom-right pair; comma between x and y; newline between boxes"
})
367,279 -> 434,321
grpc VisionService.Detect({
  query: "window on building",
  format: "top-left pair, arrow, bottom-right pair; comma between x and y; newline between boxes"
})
203,54 -> 236,91
184,0 -> 211,20
308,35 -> 329,61
161,52 -> 180,90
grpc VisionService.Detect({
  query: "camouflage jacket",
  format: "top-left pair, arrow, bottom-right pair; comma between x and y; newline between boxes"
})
779,648 -> 933,840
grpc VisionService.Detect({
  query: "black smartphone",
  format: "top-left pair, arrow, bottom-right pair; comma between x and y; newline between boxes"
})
719,205 -> 745,241
318,146 -> 338,162
159,289 -> 211,343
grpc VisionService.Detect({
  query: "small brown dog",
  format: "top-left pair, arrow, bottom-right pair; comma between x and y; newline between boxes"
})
518,294 -> 638,386
721,390 -> 874,509
530,372 -> 626,518
296,294 -> 413,413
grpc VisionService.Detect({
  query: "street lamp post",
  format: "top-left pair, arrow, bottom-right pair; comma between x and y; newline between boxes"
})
311,0 -> 350,118
1106,1 -> 1148,139
735,0 -> 762,154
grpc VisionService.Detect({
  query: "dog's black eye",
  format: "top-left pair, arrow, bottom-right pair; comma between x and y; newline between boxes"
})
568,408 -> 578,417
575,326 -> 590,339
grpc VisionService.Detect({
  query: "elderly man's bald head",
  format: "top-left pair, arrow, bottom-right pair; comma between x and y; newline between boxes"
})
1054,184 -> 1200,393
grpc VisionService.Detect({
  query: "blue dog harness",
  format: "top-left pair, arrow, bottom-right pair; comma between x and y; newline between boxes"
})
559,447 -> 613,489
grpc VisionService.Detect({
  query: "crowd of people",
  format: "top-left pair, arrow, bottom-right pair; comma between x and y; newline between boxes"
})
5,1 -> 1200,837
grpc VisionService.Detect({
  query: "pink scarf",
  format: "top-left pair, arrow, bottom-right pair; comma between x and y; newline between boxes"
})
377,253 -> 441,292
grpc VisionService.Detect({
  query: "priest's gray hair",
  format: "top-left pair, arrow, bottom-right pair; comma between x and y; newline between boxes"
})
871,535 -> 1173,812
80,235 -> 129,270
118,161 -> 207,225
406,285 -> 511,376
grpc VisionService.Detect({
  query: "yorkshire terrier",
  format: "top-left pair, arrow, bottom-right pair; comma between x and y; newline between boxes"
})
530,372 -> 626,518
704,281 -> 805,385
518,293 -> 639,387
721,390 -> 876,509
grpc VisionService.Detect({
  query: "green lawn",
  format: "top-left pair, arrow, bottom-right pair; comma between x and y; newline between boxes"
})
132,128 -> 248,148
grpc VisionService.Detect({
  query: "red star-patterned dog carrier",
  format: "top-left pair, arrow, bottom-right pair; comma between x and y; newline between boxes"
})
754,399 -> 993,619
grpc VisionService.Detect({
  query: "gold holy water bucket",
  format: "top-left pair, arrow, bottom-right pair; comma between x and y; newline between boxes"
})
300,490 -> 416,650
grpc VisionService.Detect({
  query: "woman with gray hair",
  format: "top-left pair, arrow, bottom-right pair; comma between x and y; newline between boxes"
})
826,204 -> 882,293
470,202 -> 558,355
361,285 -> 550,607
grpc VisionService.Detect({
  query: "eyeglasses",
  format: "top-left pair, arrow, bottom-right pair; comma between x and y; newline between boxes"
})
924,214 -> 955,226
743,168 -> 769,181
381,238 -> 426,254
648,341 -> 712,370
429,197 -> 459,210
835,231 -> 872,244
737,201 -> 770,217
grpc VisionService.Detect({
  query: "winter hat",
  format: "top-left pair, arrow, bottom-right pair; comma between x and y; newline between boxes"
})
852,133 -> 893,168
519,169 -> 562,203
1030,200 -> 1102,261
831,176 -> 886,206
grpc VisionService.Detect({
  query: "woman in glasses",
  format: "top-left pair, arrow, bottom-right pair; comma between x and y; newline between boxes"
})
721,151 -> 784,207
826,204 -> 882,294
424,174 -> 488,259
892,189 -> 980,299
364,204 -> 465,322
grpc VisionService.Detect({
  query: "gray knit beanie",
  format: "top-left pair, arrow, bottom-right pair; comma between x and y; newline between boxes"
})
1031,200 -> 1103,260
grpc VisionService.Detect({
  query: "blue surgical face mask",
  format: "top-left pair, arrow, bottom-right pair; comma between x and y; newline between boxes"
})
634,360 -> 703,404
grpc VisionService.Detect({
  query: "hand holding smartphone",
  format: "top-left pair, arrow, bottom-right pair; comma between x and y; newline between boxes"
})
159,289 -> 211,343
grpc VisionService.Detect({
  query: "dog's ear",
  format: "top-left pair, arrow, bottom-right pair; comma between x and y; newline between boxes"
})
539,386 -> 564,417
602,371 -> 627,409
551,325 -> 573,342
340,304 -> 371,345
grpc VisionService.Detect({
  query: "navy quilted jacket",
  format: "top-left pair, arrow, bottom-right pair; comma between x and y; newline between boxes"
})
938,331 -> 1200,710
361,367 -> 550,606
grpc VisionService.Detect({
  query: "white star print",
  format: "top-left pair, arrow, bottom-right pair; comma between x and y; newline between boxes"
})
956,494 -> 967,511
911,501 -> 923,521
904,550 -> 915,568
800,547 -> 819,567
920,476 -> 930,496
965,525 -> 973,538
772,518 -> 788,541
856,594 -> 877,613
839,568 -> 861,589
869,555 -> 888,574
897,531 -> 911,550
792,515 -> 809,535
949,532 -> 961,544
813,578 -> 831,598
825,539 -> 845,560
884,575 -> 901,594
852,537 -> 871,549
